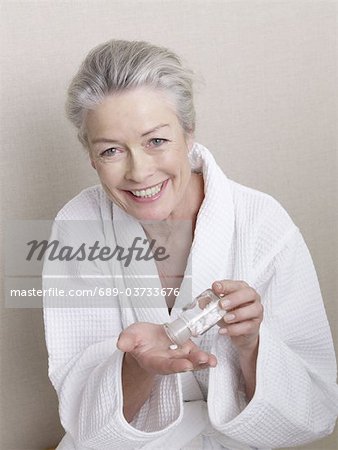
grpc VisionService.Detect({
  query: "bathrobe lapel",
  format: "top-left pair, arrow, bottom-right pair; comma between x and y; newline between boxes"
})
171,144 -> 235,316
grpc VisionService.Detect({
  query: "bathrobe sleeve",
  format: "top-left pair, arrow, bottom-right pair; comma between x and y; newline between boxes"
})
43,221 -> 183,449
207,221 -> 338,448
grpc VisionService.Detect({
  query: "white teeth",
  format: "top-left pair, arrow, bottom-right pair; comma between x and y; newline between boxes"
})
130,182 -> 163,198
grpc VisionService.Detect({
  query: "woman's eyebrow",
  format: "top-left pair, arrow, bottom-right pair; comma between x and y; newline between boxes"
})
141,123 -> 170,137
91,137 -> 119,145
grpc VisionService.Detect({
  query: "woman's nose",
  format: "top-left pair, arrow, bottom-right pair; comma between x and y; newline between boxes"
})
124,152 -> 156,183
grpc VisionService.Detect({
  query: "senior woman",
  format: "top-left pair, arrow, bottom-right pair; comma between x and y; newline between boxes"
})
43,40 -> 338,450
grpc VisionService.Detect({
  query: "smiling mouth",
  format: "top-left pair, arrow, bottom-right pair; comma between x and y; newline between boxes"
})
128,181 -> 165,198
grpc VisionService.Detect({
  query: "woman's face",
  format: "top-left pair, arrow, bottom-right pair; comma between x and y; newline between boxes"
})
85,87 -> 194,222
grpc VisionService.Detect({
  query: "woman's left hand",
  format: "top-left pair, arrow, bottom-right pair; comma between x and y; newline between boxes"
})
212,280 -> 263,353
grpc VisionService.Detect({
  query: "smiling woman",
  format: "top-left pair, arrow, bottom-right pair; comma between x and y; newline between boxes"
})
84,87 -> 197,222
42,39 -> 338,450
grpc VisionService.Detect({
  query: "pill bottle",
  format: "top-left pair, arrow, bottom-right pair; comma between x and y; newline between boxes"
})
163,289 -> 226,346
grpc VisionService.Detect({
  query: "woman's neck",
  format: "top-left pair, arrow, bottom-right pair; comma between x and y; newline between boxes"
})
142,172 -> 204,243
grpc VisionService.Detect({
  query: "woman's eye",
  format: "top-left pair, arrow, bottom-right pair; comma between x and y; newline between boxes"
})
149,138 -> 167,147
101,147 -> 117,157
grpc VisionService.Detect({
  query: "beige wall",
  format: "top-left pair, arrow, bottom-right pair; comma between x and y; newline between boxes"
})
1,1 -> 337,449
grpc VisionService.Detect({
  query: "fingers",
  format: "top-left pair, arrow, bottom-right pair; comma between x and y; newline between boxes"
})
222,301 -> 263,324
163,346 -> 217,372
219,319 -> 262,337
117,324 -> 218,375
212,280 -> 263,348
123,335 -> 218,375
218,294 -> 263,334
183,341 -> 217,369
142,352 -> 216,375
213,280 -> 260,311
212,279 -> 249,297
156,357 -> 194,375
187,349 -> 217,368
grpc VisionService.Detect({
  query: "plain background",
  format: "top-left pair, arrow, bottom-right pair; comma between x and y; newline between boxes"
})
0,1 -> 337,449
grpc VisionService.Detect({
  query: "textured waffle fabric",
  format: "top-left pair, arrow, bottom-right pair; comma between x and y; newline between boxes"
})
43,143 -> 338,449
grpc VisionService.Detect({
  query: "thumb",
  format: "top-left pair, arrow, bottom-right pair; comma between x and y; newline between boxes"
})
116,332 -> 137,353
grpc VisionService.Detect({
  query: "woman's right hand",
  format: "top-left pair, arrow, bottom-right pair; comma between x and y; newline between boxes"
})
117,322 -> 217,375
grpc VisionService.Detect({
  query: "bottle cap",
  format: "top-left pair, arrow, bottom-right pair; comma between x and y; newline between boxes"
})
163,318 -> 192,346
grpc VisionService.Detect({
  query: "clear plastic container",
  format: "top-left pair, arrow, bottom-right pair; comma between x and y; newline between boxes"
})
163,289 -> 226,346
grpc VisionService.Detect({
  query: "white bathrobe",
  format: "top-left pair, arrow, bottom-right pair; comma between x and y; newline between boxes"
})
43,143 -> 338,450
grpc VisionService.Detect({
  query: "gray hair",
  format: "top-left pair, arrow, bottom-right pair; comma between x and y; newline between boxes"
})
66,39 -> 196,148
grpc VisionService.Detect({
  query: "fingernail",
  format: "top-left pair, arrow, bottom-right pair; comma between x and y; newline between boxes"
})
221,299 -> 231,309
225,313 -> 235,322
219,328 -> 228,335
